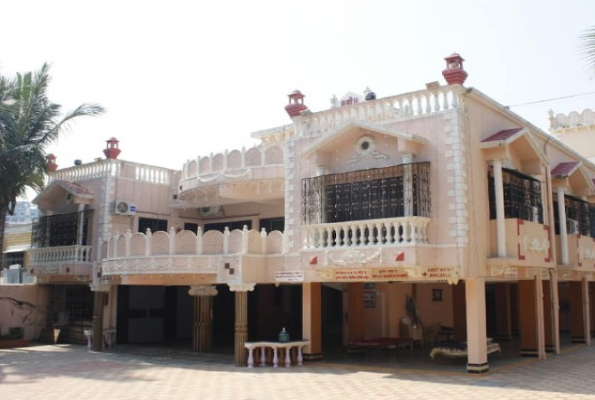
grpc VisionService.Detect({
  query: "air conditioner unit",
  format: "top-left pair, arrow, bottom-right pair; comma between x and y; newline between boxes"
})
198,205 -> 223,218
114,200 -> 137,215
531,206 -> 540,223
567,218 -> 579,234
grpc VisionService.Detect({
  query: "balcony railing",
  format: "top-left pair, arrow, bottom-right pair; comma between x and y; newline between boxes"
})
47,159 -> 174,186
178,145 -> 286,197
106,226 -> 284,259
28,245 -> 93,266
295,85 -> 462,138
302,217 -> 431,249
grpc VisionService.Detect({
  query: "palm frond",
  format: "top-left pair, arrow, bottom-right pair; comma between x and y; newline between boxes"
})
579,26 -> 595,72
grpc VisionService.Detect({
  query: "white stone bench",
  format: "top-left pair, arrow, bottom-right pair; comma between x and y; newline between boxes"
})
244,340 -> 309,368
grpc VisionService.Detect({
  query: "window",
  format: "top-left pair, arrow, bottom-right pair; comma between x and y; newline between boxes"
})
204,220 -> 252,232
33,211 -> 93,247
259,217 -> 284,232
183,222 -> 199,232
302,163 -> 431,225
553,195 -> 592,236
488,167 -> 543,224
138,218 -> 167,234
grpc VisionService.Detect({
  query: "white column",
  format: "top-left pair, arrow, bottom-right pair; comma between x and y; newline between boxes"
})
465,278 -> 488,373
402,153 -> 414,217
582,277 -> 591,346
557,188 -> 569,265
492,160 -> 506,258
77,203 -> 85,246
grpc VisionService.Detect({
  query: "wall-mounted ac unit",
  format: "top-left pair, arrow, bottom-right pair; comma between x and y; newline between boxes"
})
114,200 -> 137,215
567,218 -> 579,234
531,206 -> 540,223
199,205 -> 223,218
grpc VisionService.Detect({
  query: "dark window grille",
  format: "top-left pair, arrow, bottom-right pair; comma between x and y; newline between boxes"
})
259,217 -> 284,232
488,168 -> 542,223
138,217 -> 167,233
32,211 -> 93,248
553,195 -> 592,236
302,162 -> 431,225
204,220 -> 252,232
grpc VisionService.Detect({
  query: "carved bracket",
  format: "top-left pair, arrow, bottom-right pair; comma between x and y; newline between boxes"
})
228,283 -> 256,292
188,285 -> 218,297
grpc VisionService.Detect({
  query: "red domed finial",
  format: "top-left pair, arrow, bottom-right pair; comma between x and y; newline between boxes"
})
285,90 -> 308,118
442,53 -> 468,86
46,153 -> 58,172
104,137 -> 121,160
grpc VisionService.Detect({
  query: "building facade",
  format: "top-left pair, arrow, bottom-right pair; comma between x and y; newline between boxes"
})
19,54 -> 595,373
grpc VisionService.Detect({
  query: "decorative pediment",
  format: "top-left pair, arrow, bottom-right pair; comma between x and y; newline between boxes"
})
481,128 -> 548,166
551,161 -> 595,195
33,180 -> 94,209
301,120 -> 426,159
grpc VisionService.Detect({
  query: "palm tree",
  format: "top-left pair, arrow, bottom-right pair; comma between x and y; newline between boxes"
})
0,63 -> 104,269
580,25 -> 595,73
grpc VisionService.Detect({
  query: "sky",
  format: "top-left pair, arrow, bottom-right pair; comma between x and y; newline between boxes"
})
3,0 -> 595,199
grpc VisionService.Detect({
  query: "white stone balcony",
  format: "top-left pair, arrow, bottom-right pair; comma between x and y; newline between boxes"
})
302,217 -> 431,249
102,227 -> 284,277
178,145 -> 285,205
27,245 -> 94,280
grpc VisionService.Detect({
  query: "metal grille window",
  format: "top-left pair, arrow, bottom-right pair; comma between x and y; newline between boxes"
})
488,168 -> 543,223
302,162 -> 431,225
553,195 -> 592,236
32,211 -> 93,248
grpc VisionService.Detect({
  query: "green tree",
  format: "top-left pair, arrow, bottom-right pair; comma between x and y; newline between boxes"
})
0,63 -> 104,269
580,25 -> 595,73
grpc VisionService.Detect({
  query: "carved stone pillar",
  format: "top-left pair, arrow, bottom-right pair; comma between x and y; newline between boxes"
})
229,283 -> 255,367
90,283 -> 110,352
188,285 -> 218,352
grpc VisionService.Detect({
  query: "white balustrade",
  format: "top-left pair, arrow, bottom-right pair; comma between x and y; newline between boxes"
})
302,217 -> 431,249
106,226 -> 285,259
297,86 -> 462,138
244,340 -> 309,368
47,159 -> 174,186
551,108 -> 595,130
181,144 -> 285,181
47,160 -> 121,184
27,245 -> 93,265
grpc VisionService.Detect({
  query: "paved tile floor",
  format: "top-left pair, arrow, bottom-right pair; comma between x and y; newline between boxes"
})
1,343 -> 595,400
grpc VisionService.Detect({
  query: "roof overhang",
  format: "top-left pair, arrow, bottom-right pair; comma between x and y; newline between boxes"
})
33,180 -> 94,209
481,127 -> 548,166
